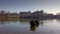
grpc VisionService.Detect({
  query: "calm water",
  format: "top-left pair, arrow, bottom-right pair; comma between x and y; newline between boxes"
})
0,19 -> 60,34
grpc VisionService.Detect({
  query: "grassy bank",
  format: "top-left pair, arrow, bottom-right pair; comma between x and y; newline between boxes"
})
0,17 -> 19,21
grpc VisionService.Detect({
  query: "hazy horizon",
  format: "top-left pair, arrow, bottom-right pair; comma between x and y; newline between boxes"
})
0,0 -> 60,15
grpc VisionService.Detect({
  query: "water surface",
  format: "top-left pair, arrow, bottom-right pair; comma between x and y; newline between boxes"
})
0,19 -> 60,34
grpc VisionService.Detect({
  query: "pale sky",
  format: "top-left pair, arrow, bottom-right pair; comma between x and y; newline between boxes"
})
0,0 -> 60,14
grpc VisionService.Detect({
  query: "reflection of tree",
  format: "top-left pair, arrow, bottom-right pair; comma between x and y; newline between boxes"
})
30,21 -> 36,31
0,21 -> 5,24
0,20 -> 10,24
30,25 -> 36,31
0,20 -> 19,24
35,20 -> 39,28
40,21 -> 43,26
29,20 -> 43,32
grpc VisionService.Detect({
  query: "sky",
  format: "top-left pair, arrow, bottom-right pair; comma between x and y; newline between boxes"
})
0,0 -> 60,14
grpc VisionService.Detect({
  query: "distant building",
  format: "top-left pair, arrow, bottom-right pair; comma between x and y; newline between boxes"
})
20,10 -> 43,19
0,11 -> 6,20
0,11 -> 5,14
57,13 -> 60,15
31,10 -> 43,19
6,13 -> 19,18
20,11 -> 31,19
0,11 -> 19,20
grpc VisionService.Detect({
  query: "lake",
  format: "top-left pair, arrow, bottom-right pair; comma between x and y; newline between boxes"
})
0,19 -> 60,34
